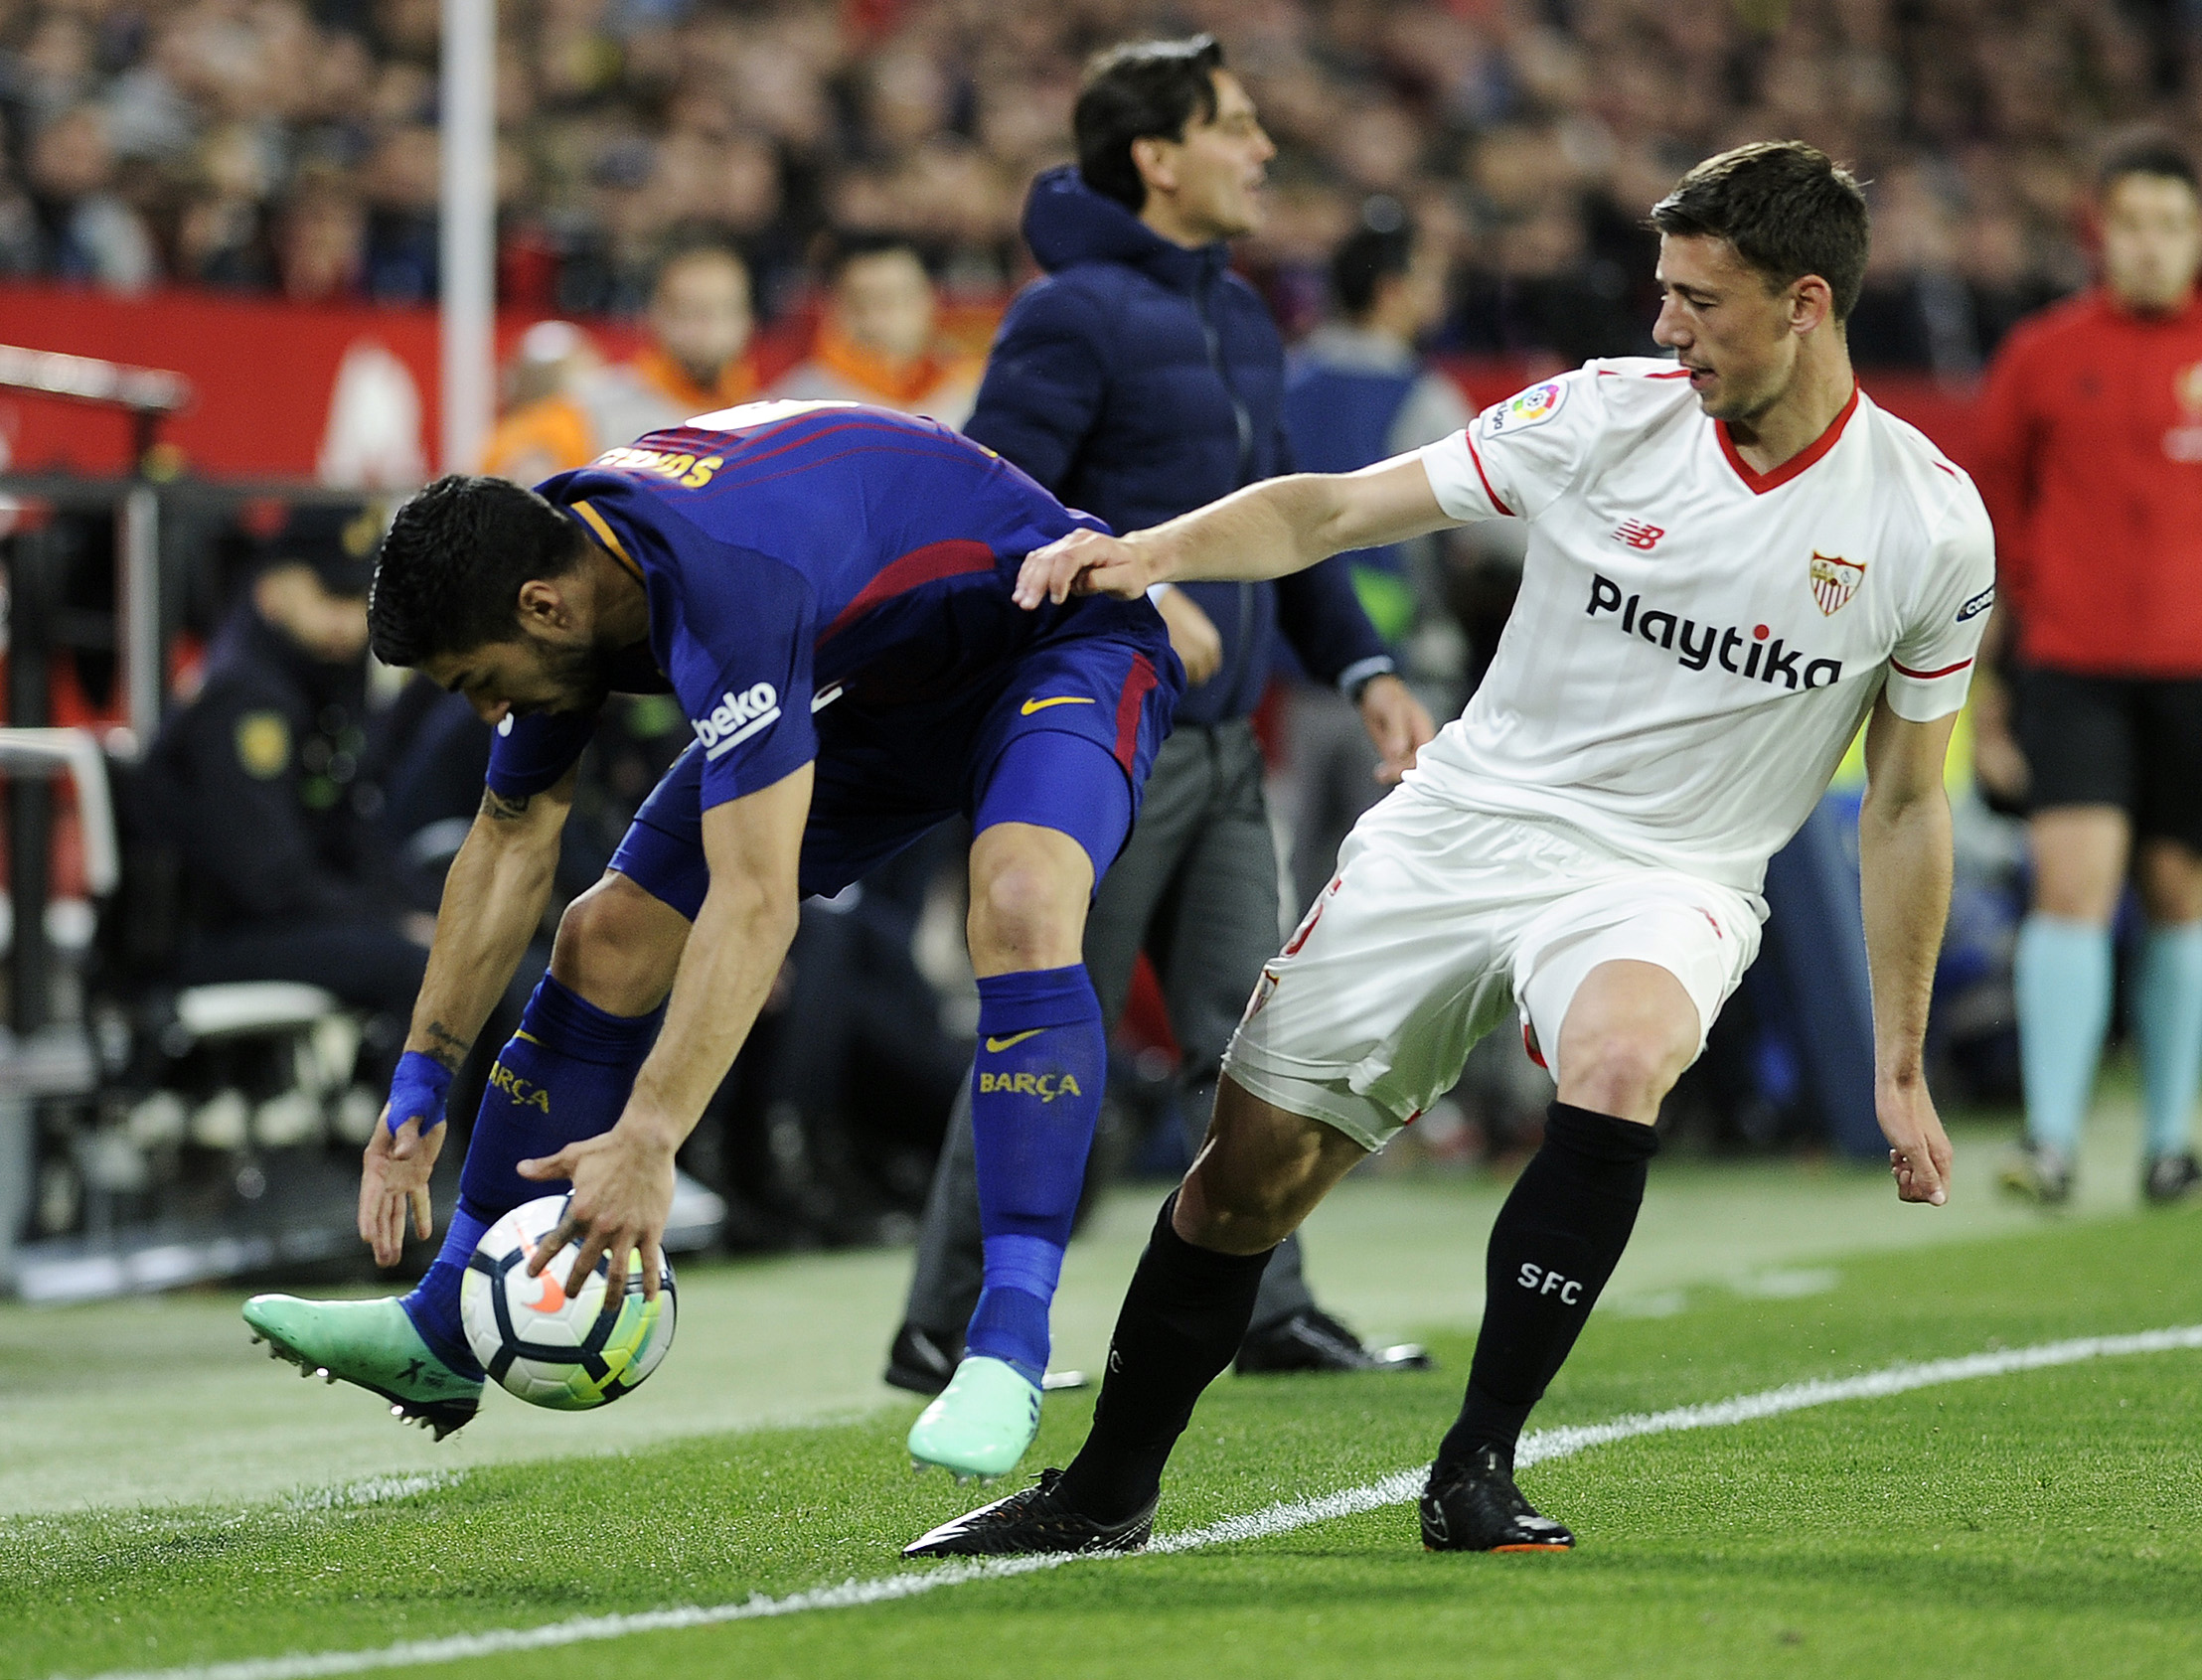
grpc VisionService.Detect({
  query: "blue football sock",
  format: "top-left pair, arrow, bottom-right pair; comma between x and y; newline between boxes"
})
2013,914 -> 2115,1156
2136,921 -> 2202,1160
400,1195 -> 493,1378
965,964 -> 1106,1386
400,975 -> 662,1377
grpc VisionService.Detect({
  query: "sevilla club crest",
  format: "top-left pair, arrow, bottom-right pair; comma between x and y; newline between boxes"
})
1809,551 -> 1865,615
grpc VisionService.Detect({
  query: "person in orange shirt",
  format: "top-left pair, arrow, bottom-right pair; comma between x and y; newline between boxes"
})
767,230 -> 980,426
1973,138 -> 2202,1206
482,242 -> 758,483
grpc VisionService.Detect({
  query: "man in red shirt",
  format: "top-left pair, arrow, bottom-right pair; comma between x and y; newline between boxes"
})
1973,138 -> 2202,1205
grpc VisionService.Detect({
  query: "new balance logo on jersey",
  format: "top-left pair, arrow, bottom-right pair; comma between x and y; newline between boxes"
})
1586,574 -> 1843,690
694,683 -> 781,760
1614,520 -> 1664,550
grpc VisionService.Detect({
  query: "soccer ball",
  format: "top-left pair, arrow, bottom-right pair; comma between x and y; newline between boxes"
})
460,1193 -> 678,1409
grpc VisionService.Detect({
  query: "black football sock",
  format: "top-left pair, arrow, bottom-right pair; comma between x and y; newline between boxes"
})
1437,1102 -> 1658,1473
1055,1193 -> 1274,1523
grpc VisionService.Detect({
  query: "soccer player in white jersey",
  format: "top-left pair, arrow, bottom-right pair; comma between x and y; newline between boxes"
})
907,140 -> 1996,1560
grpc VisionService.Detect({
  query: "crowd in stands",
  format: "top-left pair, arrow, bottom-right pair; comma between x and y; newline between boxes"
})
0,0 -> 2185,373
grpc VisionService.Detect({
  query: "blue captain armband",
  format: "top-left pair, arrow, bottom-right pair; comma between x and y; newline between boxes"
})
385,1050 -> 455,1139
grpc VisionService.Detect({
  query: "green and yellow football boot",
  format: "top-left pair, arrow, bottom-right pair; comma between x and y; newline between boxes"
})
242,1294 -> 482,1441
905,1354 -> 1042,1480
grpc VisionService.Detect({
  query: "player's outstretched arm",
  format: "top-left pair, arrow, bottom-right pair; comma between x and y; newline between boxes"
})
1858,695 -> 1961,1206
1015,451 -> 1456,607
360,770 -> 575,1267
519,762 -> 813,1300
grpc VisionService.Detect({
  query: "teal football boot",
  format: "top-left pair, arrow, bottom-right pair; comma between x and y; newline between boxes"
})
906,1354 -> 1042,1480
243,1294 -> 482,1441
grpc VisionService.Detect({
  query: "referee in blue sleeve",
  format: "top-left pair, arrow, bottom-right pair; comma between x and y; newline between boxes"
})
886,34 -> 1436,1393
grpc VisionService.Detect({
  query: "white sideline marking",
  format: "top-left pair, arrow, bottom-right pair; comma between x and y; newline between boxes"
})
70,1324 -> 2202,1680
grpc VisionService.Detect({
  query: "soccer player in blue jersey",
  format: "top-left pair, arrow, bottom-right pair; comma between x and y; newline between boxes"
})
242,400 -> 1180,1476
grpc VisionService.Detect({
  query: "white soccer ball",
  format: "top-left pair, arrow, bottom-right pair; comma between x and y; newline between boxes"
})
460,1193 -> 678,1409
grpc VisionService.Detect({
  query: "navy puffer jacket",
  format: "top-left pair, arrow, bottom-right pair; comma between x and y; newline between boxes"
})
965,167 -> 1389,725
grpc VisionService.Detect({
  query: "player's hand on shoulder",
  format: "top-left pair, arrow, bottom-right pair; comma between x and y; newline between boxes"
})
359,1112 -> 444,1268
1014,529 -> 1155,606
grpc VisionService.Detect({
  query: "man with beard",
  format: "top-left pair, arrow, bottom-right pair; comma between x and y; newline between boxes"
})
240,400 -> 1180,1444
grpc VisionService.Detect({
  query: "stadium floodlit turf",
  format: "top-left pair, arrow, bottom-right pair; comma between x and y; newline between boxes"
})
5,1178 -> 2200,1680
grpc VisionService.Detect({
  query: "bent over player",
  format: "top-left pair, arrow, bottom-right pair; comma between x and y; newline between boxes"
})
908,141 -> 1994,1559
243,401 -> 1180,1466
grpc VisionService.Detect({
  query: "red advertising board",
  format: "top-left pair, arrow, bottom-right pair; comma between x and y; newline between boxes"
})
0,283 -> 1987,482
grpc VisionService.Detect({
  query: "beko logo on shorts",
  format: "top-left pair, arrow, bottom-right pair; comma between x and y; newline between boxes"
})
1586,573 -> 1843,690
695,683 -> 781,759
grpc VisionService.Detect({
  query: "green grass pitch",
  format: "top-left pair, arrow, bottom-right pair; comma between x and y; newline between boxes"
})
4,1135 -> 2200,1680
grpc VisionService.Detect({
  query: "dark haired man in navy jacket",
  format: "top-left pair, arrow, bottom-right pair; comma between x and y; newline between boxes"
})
892,37 -> 1434,1431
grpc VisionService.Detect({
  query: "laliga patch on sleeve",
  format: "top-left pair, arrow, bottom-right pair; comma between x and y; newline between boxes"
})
1956,583 -> 1995,623
1484,379 -> 1568,437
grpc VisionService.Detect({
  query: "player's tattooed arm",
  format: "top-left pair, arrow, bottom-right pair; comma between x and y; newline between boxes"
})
396,768 -> 576,1074
1016,452 -> 1457,605
420,1019 -> 473,1074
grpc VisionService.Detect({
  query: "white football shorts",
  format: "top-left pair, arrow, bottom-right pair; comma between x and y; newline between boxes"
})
1222,780 -> 1765,1151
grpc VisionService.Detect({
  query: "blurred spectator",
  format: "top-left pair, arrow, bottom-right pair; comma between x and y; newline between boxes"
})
277,169 -> 369,302
767,229 -> 980,424
481,241 -> 755,481
361,122 -> 439,303
170,127 -> 278,291
0,0 -> 2174,348
501,317 -> 602,411
26,102 -> 155,292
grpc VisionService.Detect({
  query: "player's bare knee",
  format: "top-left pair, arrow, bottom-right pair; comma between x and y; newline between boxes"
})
1559,1031 -> 1684,1121
549,874 -> 686,1015
968,859 -> 1082,973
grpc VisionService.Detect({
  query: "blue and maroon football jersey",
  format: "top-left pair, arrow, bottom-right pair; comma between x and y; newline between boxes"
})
485,400 -> 1167,812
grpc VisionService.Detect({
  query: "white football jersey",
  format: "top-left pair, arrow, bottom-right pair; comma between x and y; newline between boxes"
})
1412,358 -> 1996,893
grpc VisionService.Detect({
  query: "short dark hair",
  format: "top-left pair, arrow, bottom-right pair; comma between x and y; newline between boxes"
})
1074,35 -> 1225,213
1333,197 -> 1416,319
1649,141 -> 1870,322
2098,133 -> 2199,199
368,475 -> 583,667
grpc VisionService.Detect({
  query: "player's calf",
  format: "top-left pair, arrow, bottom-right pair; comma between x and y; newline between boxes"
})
1433,1102 -> 1658,1487
911,820 -> 1102,1476
1174,1074 -> 1368,1253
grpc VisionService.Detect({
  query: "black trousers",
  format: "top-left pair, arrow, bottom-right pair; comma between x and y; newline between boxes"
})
899,720 -> 1318,1343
